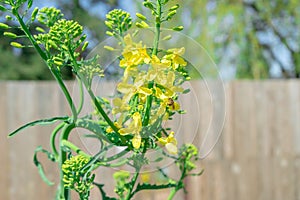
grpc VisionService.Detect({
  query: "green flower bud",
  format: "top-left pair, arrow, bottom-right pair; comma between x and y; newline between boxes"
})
162,35 -> 172,41
173,26 -> 184,31
104,46 -> 115,51
0,22 -> 10,29
31,7 -> 39,21
10,42 -> 24,48
4,32 -> 17,39
5,15 -> 13,20
106,31 -> 114,36
167,10 -> 177,20
81,41 -> 89,51
136,13 -> 147,21
35,27 -> 45,33
136,21 -> 149,29
143,2 -> 155,10
48,40 -> 58,49
169,4 -> 179,11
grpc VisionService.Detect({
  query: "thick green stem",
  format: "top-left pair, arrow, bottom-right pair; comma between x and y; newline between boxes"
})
13,9 -> 78,122
59,123 -> 76,200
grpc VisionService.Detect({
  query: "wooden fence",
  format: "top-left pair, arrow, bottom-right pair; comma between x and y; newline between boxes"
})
0,80 -> 300,200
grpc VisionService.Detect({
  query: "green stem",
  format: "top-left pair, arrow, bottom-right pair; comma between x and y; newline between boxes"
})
167,165 -> 186,200
59,123 -> 76,200
61,140 -> 90,158
67,48 -> 121,138
152,0 -> 162,56
13,9 -> 78,122
76,77 -> 84,115
125,167 -> 141,200
87,88 -> 123,137
143,0 -> 162,126
50,122 -> 65,160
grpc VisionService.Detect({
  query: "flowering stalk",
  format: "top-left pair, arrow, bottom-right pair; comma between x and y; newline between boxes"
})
1,0 -> 204,199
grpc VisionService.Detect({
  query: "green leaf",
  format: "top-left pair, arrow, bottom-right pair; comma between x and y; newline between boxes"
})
93,182 -> 117,200
134,182 -> 177,194
33,146 -> 55,186
76,119 -> 122,145
8,116 -> 69,137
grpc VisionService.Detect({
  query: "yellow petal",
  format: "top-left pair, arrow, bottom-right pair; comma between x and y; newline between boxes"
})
132,134 -> 142,149
117,82 -> 133,94
139,87 -> 152,95
158,137 -> 168,145
124,34 -> 132,46
165,143 -> 178,155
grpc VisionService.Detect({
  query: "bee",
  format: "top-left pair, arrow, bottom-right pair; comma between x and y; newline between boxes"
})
167,98 -> 175,110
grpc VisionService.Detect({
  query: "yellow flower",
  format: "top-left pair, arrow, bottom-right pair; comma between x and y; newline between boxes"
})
155,71 -> 184,96
158,131 -> 178,154
155,87 -> 180,112
162,47 -> 187,70
146,55 -> 170,82
117,74 -> 152,102
119,112 -> 143,149
120,34 -> 151,68
112,97 -> 130,114
106,122 -> 122,133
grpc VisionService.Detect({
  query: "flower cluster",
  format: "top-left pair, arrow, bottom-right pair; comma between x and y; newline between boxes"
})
62,155 -> 95,198
106,33 -> 189,154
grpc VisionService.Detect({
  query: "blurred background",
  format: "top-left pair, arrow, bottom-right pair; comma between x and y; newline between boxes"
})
1,0 -> 300,199
1,0 -> 300,80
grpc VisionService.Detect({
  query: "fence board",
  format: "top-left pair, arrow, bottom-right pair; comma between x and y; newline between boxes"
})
0,80 -> 300,200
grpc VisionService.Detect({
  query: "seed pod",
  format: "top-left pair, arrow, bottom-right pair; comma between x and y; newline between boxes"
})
4,32 -> 17,39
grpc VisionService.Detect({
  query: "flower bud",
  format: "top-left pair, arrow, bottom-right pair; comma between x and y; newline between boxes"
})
136,21 -> 149,29
31,7 -> 39,21
136,13 -> 147,21
10,42 -> 24,48
143,2 -> 154,10
106,31 -> 114,36
162,35 -> 172,41
169,4 -> 179,11
4,32 -> 17,39
35,27 -> 45,33
0,22 -> 10,29
81,41 -> 89,51
173,26 -> 184,31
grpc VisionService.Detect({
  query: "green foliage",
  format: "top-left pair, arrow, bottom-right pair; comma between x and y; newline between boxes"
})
62,155 -> 95,199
